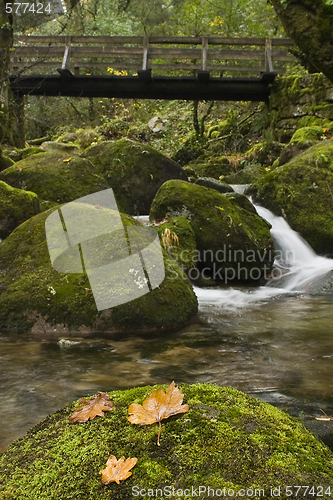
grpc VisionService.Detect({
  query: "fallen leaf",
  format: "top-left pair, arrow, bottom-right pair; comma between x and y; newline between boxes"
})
128,381 -> 189,445
100,455 -> 137,485
315,409 -> 333,421
63,158 -> 71,162
69,392 -> 114,423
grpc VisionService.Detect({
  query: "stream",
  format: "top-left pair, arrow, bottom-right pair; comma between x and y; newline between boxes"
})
1,191 -> 333,453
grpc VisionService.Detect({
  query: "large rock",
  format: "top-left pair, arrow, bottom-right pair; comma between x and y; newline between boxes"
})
248,138 -> 333,256
1,383 -> 333,499
0,152 -> 109,204
0,181 -> 39,239
150,180 -> 273,283
84,138 -> 188,215
0,207 -> 197,334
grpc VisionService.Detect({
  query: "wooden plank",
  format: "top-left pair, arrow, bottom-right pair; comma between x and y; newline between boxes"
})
14,35 -> 143,44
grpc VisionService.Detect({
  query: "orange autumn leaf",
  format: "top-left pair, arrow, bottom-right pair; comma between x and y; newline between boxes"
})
69,392 -> 114,423
100,455 -> 137,485
128,381 -> 189,445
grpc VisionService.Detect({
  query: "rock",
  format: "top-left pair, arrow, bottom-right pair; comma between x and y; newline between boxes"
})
0,206 -> 197,334
1,382 -> 333,499
0,152 -> 109,204
244,141 -> 284,166
225,192 -> 258,215
248,138 -> 333,255
156,216 -> 197,273
290,126 -> 324,145
84,138 -> 188,215
41,141 -> 79,154
223,163 -> 266,184
147,116 -> 168,133
0,181 -> 39,239
195,177 -> 234,194
0,154 -> 14,171
187,156 -> 233,179
150,180 -> 273,283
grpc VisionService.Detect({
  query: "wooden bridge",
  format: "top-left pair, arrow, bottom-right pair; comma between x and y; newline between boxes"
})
9,35 -> 295,101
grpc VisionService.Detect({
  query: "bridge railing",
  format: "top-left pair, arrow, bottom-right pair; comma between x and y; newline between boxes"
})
11,35 -> 295,78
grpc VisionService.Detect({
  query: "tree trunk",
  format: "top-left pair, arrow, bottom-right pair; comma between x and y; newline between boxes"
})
0,0 -> 13,146
270,0 -> 333,83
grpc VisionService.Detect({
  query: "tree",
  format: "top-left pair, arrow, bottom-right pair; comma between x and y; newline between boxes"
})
0,0 -> 13,144
270,0 -> 333,82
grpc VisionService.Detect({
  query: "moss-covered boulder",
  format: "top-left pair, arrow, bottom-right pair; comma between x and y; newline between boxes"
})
248,138 -> 333,255
0,154 -> 14,171
150,180 -> 273,282
0,206 -> 197,334
0,181 -> 40,239
290,126 -> 324,146
156,216 -> 197,273
41,141 -> 79,154
0,152 -> 109,204
84,138 -> 187,215
187,156 -> 233,179
1,383 -> 333,500
195,177 -> 234,194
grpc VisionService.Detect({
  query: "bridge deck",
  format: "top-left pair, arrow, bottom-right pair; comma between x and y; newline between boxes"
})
9,36 -> 294,101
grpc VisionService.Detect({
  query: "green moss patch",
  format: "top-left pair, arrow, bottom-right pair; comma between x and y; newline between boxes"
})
0,152 -> 109,204
0,181 -> 39,239
84,138 -> 187,215
0,206 -> 197,334
0,383 -> 333,499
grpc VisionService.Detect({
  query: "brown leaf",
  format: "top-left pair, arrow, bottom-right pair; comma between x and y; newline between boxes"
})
100,455 -> 137,485
128,381 -> 189,445
69,392 -> 114,423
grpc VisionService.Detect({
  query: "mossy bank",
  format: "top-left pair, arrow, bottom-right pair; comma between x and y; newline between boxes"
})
1,383 -> 333,499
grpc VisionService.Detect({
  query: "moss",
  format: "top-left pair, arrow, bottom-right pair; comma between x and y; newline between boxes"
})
150,180 -> 273,282
290,126 -> 324,146
223,164 -> 266,185
0,180 -> 40,238
0,152 -> 109,204
195,177 -> 233,194
156,216 -> 197,273
84,138 -> 187,215
41,141 -> 79,153
18,146 -> 44,159
248,139 -> 333,255
0,206 -> 197,334
0,154 -> 14,171
1,383 -> 333,500
187,156 -> 233,179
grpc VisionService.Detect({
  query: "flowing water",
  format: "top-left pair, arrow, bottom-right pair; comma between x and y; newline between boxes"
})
1,193 -> 333,452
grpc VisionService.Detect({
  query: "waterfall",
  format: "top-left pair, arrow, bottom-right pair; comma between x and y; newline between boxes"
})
255,204 -> 333,292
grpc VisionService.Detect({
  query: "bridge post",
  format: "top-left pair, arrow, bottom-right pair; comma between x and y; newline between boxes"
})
139,36 -> 152,81
198,36 -> 210,83
265,38 -> 273,73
